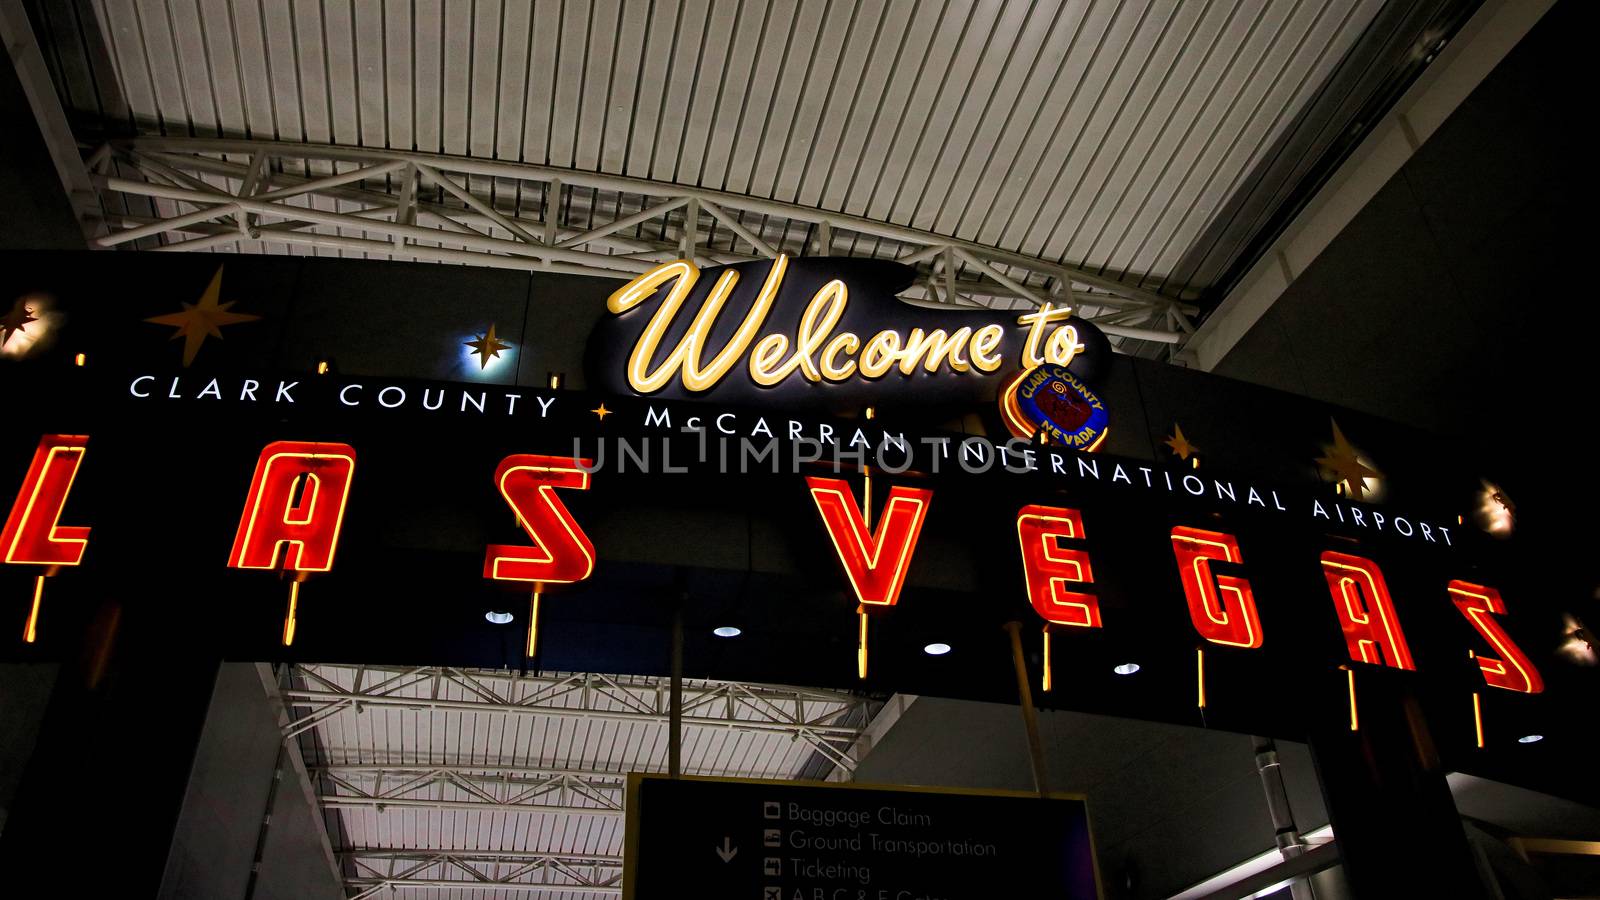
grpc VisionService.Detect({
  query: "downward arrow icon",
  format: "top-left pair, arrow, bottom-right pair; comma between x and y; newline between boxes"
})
715,836 -> 738,863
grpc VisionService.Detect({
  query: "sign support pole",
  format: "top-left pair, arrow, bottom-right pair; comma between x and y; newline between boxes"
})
1003,621 -> 1050,797
22,573 -> 45,643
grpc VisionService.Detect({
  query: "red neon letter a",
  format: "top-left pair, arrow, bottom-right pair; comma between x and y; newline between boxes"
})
1170,526 -> 1262,648
228,441 -> 357,572
1319,551 -> 1416,670
806,477 -> 930,609
1017,505 -> 1099,629
484,455 -> 596,584
1449,581 -> 1543,693
2,434 -> 90,567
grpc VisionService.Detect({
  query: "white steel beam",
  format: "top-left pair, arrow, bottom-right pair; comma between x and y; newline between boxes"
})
0,3 -> 104,240
81,137 -> 1197,349
347,879 -> 619,895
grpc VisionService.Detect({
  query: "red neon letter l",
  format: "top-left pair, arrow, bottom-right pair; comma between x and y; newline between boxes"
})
2,434 -> 90,567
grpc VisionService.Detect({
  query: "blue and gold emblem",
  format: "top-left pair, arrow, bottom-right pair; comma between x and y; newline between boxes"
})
1000,363 -> 1109,450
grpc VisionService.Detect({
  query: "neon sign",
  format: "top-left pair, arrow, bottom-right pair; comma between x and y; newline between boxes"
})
592,256 -> 1110,406
807,476 -> 932,678
805,476 -> 931,610
4,429 -> 1544,746
484,454 -> 599,658
1319,550 -> 1417,670
1169,527 -> 1262,649
1448,580 -> 1543,693
484,455 -> 597,584
2,434 -> 90,643
1016,504 -> 1100,691
2,434 -> 90,568
227,441 -> 358,645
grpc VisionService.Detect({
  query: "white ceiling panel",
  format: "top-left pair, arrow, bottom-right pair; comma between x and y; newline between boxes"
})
284,664 -> 875,895
31,0 -> 1471,343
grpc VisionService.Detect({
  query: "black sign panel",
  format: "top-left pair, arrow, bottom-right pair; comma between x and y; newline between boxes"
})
0,250 -> 1589,804
624,775 -> 1100,900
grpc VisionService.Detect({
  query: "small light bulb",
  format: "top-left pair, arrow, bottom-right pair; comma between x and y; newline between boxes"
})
73,353 -> 86,367
1518,734 -> 1544,744
713,626 -> 742,638
923,642 -> 952,656
1113,663 -> 1140,675
485,611 -> 513,625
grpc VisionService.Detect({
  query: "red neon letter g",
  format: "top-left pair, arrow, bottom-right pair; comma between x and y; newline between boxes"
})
1170,526 -> 1262,648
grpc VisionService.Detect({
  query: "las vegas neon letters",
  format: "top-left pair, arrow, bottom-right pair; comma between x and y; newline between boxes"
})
1,434 -> 90,568
1016,505 -> 1099,629
4,434 -> 1544,693
484,454 -> 597,584
1169,526 -> 1262,649
227,441 -> 358,572
805,476 -> 931,609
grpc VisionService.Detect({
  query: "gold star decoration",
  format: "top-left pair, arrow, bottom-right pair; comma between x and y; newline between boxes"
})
591,403 -> 612,421
1164,423 -> 1198,461
465,323 -> 512,370
144,266 -> 261,366
1316,419 -> 1379,499
0,298 -> 38,347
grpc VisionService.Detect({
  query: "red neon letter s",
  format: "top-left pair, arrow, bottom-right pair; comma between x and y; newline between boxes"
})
227,441 -> 357,572
2,434 -> 90,567
1448,581 -> 1543,693
1170,526 -> 1262,648
805,477 -> 931,608
484,455 -> 596,584
1319,551 -> 1416,670
1017,505 -> 1099,628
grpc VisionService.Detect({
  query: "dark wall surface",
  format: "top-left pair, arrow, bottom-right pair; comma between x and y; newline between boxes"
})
159,663 -> 341,900
1214,0 -> 1585,564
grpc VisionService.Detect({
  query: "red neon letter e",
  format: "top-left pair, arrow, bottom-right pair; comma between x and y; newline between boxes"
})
805,477 -> 930,609
484,455 -> 596,584
1449,580 -> 1543,693
1170,526 -> 1262,648
1319,551 -> 1415,669
2,434 -> 90,567
1017,505 -> 1099,628
227,441 -> 357,572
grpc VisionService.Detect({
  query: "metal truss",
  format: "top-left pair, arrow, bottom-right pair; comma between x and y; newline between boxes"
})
283,665 -> 873,774
83,137 -> 1195,349
288,665 -> 876,896
313,763 -> 626,817
342,849 -> 622,898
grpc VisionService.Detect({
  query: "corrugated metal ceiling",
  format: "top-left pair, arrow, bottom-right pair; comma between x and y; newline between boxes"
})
34,0 -> 1407,303
287,664 -> 875,896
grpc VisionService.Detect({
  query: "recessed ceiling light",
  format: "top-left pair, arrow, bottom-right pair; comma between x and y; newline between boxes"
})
713,626 -> 742,638
484,611 -> 513,625
923,643 -> 952,656
1113,663 -> 1141,675
1518,734 -> 1544,744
